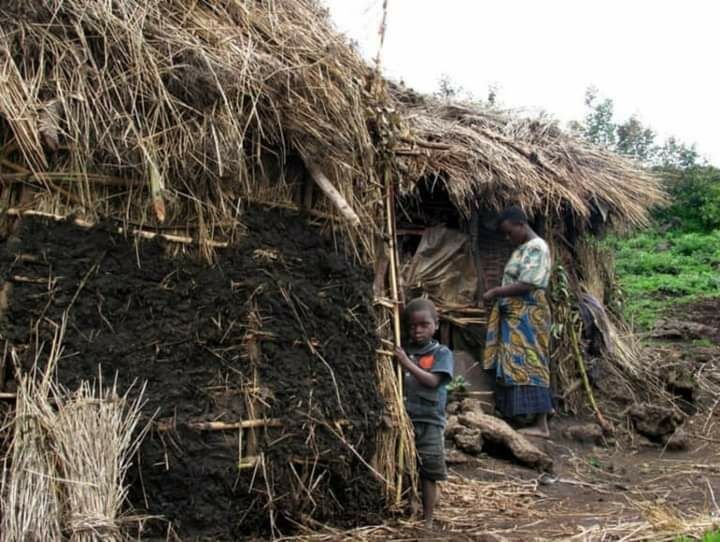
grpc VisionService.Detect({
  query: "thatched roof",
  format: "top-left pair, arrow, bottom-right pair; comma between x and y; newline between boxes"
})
394,89 -> 664,228
0,0 -> 380,237
0,0 -> 662,243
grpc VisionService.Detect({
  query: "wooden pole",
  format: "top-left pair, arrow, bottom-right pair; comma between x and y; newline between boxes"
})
4,208 -> 229,248
384,166 -> 406,505
304,161 -> 361,227
245,334 -> 262,462
569,324 -> 613,434
189,419 -> 283,431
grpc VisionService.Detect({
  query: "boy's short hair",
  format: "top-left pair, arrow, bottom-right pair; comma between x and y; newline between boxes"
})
404,298 -> 439,322
496,206 -> 528,228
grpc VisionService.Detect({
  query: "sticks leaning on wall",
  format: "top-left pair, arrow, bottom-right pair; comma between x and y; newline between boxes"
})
383,167 -> 408,505
304,161 -> 361,227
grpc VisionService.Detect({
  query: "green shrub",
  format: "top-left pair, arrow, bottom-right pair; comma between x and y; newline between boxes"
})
608,228 -> 720,329
447,375 -> 468,395
655,165 -> 720,232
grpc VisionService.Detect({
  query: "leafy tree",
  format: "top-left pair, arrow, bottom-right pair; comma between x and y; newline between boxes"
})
435,74 -> 474,103
574,87 -> 718,232
616,116 -> 657,163
657,137 -> 699,169
655,165 -> 720,231
581,87 -> 617,148
487,83 -> 500,106
576,86 -> 700,170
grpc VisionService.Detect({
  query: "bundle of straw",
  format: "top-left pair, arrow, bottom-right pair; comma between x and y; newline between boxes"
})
1,357 -> 63,541
0,325 -> 150,542
50,378 -> 149,542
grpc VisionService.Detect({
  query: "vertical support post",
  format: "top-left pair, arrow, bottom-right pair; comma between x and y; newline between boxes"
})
384,168 -> 405,505
243,310 -> 263,466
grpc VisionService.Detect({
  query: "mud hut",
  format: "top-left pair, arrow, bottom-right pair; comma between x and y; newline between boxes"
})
0,0 -> 662,539
0,1 -> 411,539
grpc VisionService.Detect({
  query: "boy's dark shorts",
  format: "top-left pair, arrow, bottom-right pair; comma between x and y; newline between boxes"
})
413,421 -> 447,481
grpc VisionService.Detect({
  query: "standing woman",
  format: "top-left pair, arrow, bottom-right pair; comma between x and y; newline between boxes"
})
482,206 -> 553,438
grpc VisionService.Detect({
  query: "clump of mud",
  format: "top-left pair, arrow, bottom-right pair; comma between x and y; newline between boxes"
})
0,207 -> 385,539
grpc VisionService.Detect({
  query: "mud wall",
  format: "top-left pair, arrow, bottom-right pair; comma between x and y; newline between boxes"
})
0,207 -> 384,539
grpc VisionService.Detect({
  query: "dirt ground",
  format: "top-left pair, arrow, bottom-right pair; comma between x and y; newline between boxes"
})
443,412 -> 720,540
283,308 -> 720,542
282,404 -> 720,541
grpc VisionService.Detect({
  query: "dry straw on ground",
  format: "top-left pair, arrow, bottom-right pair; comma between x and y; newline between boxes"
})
279,472 -> 541,541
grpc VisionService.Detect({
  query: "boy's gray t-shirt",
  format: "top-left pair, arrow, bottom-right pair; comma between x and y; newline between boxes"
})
403,340 -> 454,427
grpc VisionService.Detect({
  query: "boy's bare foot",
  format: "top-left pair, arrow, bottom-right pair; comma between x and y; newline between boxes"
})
409,498 -> 421,518
424,518 -> 434,529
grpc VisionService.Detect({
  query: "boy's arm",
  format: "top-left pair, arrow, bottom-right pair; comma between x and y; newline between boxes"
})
395,346 -> 442,389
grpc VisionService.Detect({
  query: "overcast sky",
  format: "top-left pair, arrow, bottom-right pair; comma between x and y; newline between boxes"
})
324,0 -> 720,165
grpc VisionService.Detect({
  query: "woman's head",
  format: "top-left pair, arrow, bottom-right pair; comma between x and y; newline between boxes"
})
497,206 -> 530,246
404,298 -> 438,345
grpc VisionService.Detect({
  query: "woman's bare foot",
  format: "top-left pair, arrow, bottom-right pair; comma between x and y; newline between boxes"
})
518,426 -> 550,439
518,413 -> 550,438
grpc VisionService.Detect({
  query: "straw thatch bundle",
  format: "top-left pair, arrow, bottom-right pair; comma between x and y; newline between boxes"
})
1,326 -> 149,542
395,89 -> 665,228
1,351 -> 63,541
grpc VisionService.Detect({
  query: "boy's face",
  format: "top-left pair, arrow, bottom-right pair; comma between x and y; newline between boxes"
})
408,309 -> 437,345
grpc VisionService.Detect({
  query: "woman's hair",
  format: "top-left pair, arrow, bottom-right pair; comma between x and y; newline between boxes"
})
496,206 -> 528,228
404,298 -> 438,321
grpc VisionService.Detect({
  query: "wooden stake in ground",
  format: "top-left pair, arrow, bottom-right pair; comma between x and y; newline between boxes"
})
569,324 -> 613,434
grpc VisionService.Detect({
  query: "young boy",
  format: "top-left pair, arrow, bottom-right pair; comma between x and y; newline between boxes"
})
394,298 -> 454,528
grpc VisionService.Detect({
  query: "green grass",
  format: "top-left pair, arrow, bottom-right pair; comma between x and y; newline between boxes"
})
609,229 -> 720,329
675,530 -> 720,542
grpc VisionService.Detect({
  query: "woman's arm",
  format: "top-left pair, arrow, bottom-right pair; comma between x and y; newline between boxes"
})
483,282 -> 534,301
395,346 -> 442,388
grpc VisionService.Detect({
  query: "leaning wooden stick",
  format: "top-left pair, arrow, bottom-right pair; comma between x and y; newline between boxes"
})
383,167 -> 407,505
569,324 -> 613,434
304,160 -> 361,227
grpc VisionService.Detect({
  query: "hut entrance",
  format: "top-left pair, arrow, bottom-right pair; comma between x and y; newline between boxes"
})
395,181 -> 520,402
